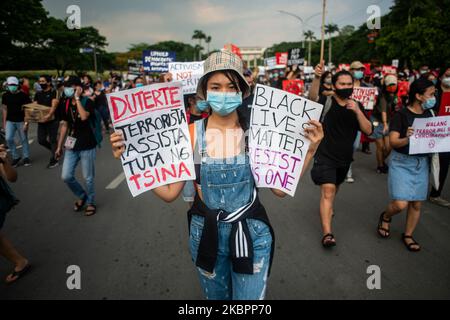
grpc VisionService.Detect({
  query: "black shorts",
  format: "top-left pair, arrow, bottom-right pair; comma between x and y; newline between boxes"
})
311,161 -> 351,186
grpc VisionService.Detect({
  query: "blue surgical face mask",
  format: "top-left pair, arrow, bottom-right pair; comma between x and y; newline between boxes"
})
64,87 -> 75,98
354,70 -> 364,80
422,96 -> 436,110
431,79 -> 437,85
197,100 -> 209,112
136,83 -> 144,88
8,85 -> 18,93
207,91 -> 242,116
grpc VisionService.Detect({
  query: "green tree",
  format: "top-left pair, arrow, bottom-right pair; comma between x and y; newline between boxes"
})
304,30 -> 316,66
192,30 -> 206,61
205,35 -> 212,56
325,23 -> 339,65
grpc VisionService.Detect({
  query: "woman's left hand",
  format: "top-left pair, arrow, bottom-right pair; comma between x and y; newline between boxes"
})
304,120 -> 324,153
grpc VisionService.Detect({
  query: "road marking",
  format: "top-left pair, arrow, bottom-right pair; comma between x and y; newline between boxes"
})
106,172 -> 125,189
16,139 -> 34,150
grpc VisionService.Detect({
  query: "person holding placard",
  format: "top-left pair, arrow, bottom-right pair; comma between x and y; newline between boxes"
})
309,62 -> 373,248
110,51 -> 324,300
377,78 -> 436,252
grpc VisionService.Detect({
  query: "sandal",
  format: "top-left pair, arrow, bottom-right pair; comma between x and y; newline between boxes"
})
402,234 -> 421,252
85,205 -> 97,217
377,212 -> 391,238
6,263 -> 32,285
322,233 -> 336,248
74,197 -> 87,212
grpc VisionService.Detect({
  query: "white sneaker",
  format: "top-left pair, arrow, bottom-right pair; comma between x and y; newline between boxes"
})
345,177 -> 355,184
429,197 -> 450,208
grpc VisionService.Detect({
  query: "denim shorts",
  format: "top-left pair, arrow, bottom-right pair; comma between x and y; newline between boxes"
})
388,150 -> 429,201
370,116 -> 389,140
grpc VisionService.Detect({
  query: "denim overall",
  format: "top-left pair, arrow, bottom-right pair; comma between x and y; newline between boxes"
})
189,119 -> 272,300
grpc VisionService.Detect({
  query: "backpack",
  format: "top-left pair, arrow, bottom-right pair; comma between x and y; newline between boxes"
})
66,97 -> 103,148
320,96 -> 333,122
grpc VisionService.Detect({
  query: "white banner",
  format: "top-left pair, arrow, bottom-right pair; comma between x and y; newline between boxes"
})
168,62 -> 204,95
410,116 -> 450,154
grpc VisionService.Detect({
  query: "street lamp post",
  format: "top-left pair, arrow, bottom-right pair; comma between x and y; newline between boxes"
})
278,10 -> 322,48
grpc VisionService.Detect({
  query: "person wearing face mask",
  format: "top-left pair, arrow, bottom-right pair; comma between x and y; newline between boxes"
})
370,74 -> 398,174
1,76 -> 32,167
309,62 -> 373,248
55,76 -> 98,217
377,78 -> 436,252
33,75 -> 60,169
428,67 -> 450,208
93,80 -> 110,133
110,51 -> 324,300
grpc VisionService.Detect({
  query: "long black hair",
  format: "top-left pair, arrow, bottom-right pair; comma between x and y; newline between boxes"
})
200,70 -> 249,132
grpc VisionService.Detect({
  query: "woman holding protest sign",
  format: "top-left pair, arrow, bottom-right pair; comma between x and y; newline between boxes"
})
377,78 -> 436,252
110,51 -> 324,300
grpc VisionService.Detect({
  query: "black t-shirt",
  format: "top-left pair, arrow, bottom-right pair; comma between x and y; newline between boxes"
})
34,89 -> 57,108
60,98 -> 97,151
389,107 -> 433,155
316,96 -> 365,167
2,91 -> 31,122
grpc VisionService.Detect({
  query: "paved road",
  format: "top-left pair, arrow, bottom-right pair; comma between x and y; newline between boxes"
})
1,124 -> 449,300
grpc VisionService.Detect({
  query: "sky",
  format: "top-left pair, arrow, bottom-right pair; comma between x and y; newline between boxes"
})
42,0 -> 395,52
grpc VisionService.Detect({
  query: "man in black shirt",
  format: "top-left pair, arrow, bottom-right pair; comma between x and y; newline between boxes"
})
56,76 -> 98,217
34,75 -> 60,168
309,63 -> 373,248
1,76 -> 32,167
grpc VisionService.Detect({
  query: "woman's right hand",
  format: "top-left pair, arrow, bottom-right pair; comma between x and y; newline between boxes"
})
110,131 -> 125,159
407,126 -> 414,138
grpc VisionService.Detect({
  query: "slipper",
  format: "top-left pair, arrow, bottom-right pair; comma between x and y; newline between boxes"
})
6,263 -> 32,285
85,205 -> 97,217
74,196 -> 87,212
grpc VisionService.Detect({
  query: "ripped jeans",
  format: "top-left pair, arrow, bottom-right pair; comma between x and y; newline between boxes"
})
189,215 -> 272,300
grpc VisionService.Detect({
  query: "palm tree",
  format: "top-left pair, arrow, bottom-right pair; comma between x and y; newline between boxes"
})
205,35 -> 212,56
192,30 -> 207,61
303,30 -> 316,66
325,23 -> 339,65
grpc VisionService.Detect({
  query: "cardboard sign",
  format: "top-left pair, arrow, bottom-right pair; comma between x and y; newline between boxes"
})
143,50 -> 176,73
351,87 -> 378,110
168,62 -> 204,95
382,65 -> 397,75
107,82 -> 195,197
276,52 -> 288,66
288,48 -> 305,66
265,57 -> 277,68
439,92 -> 450,116
409,116 -> 450,154
249,85 -> 323,197
23,103 -> 54,123
282,79 -> 305,96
